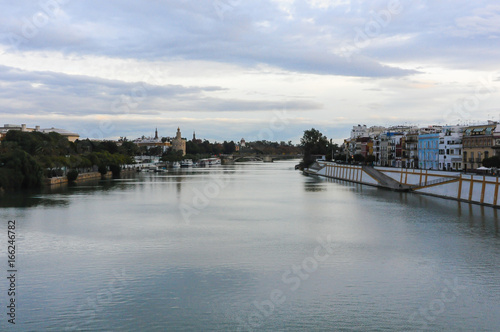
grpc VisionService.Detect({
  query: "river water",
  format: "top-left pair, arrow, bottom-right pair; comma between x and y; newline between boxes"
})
1,160 -> 499,331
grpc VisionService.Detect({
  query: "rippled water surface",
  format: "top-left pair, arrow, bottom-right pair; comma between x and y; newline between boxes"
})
1,160 -> 499,331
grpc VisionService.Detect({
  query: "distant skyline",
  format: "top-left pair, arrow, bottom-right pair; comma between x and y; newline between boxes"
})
1,0 -> 500,144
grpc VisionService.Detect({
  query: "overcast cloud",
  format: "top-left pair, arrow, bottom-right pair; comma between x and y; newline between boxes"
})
1,0 -> 499,142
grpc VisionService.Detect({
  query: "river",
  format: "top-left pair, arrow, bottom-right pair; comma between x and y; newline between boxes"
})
1,160 -> 499,331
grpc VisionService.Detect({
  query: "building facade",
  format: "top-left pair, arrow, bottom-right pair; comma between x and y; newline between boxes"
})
0,124 -> 80,142
462,122 -> 497,170
373,133 -> 390,166
439,126 -> 463,171
494,125 -> 500,158
350,125 -> 368,139
402,132 -> 419,169
418,133 -> 440,170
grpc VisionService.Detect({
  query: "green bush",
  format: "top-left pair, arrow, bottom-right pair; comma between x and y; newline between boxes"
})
67,169 -> 79,182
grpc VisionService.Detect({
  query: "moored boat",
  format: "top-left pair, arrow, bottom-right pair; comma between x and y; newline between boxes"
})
199,158 -> 221,167
180,159 -> 193,167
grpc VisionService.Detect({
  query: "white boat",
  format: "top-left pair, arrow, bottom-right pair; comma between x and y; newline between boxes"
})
180,159 -> 193,167
146,165 -> 167,172
172,161 -> 180,168
199,158 -> 221,167
209,158 -> 221,166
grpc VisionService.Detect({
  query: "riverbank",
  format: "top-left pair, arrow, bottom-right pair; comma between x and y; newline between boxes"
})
44,168 -> 136,186
305,161 -> 500,209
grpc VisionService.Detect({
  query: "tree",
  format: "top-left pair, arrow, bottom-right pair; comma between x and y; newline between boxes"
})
161,149 -> 183,162
186,141 -> 201,155
334,153 -> 346,162
353,154 -> 365,163
202,140 -> 212,154
483,156 -> 500,168
223,141 -> 236,154
147,146 -> 163,156
326,141 -> 339,161
98,164 -> 108,175
0,149 -> 44,190
67,169 -> 79,182
300,128 -> 329,167
109,164 -> 121,178
119,141 -> 139,156
365,155 -> 376,164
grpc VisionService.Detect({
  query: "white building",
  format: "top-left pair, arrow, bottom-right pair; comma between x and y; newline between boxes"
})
350,125 -> 368,139
367,126 -> 386,138
439,126 -> 464,171
0,124 -> 80,142
134,128 -> 171,153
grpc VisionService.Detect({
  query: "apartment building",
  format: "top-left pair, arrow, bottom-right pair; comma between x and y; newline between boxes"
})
439,126 -> 464,171
462,121 -> 497,171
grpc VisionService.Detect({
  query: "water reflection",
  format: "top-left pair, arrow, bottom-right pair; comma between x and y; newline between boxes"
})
0,177 -> 137,208
312,174 -> 500,236
0,191 -> 69,208
1,160 -> 499,331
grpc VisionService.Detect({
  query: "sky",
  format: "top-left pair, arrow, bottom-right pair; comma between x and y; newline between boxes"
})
1,0 -> 500,144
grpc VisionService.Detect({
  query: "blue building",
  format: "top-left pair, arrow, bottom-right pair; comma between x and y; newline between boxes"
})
418,133 -> 440,170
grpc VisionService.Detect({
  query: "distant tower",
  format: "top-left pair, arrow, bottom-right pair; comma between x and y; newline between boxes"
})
172,127 -> 186,156
154,128 -> 158,140
193,131 -> 196,141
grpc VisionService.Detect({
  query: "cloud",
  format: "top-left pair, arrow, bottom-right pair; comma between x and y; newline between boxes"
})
0,0 -> 417,78
1,0 -> 500,142
0,65 -> 321,119
307,0 -> 351,10
454,4 -> 500,37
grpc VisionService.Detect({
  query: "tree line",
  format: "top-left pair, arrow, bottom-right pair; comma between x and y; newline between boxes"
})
0,131 -> 134,190
159,139 -> 301,163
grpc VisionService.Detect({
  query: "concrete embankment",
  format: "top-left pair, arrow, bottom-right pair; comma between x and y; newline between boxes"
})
305,162 -> 499,208
44,168 -> 135,186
